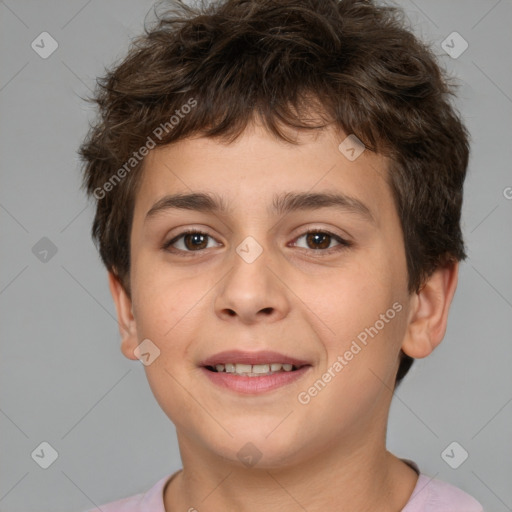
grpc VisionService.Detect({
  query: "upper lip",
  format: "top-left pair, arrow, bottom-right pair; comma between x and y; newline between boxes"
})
199,350 -> 311,367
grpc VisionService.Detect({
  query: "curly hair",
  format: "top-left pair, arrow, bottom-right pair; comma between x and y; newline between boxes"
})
79,0 -> 470,386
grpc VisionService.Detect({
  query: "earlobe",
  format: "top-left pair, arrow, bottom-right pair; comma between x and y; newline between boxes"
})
107,271 -> 139,360
401,262 -> 459,359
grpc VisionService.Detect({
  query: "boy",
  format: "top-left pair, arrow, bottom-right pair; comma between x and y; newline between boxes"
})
79,0 -> 484,510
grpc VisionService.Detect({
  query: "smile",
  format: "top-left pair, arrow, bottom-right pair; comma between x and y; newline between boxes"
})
199,351 -> 313,393
206,362 -> 300,376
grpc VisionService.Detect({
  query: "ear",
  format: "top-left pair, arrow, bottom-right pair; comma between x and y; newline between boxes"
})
108,271 -> 139,360
401,261 -> 459,359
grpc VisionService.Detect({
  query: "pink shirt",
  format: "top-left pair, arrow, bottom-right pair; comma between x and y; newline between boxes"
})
85,461 -> 483,512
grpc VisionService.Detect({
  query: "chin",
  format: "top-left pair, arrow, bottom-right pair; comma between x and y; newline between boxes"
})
202,425 -> 313,470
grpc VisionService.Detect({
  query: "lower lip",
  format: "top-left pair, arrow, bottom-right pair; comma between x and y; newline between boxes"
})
201,366 -> 311,394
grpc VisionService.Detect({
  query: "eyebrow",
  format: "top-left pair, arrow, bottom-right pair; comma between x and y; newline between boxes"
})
145,191 -> 375,224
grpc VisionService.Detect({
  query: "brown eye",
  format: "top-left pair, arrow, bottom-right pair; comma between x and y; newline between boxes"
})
292,230 -> 351,252
305,232 -> 332,250
182,232 -> 208,250
162,230 -> 220,254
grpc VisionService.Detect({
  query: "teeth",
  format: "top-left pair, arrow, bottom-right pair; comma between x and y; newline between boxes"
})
235,363 -> 252,373
211,362 -> 299,375
252,364 -> 270,374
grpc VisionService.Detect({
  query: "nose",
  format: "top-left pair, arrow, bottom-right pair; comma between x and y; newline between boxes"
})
213,244 -> 291,325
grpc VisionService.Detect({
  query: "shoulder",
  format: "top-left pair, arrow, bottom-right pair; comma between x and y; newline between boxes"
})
84,492 -> 144,512
81,473 -> 175,512
403,473 -> 484,512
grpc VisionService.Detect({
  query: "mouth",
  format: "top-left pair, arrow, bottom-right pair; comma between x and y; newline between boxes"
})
199,350 -> 312,394
204,362 -> 305,377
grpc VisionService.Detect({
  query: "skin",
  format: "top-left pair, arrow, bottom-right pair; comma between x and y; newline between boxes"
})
108,120 -> 459,512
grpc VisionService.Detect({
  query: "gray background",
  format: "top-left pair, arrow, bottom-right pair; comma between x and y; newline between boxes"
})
1,0 -> 511,510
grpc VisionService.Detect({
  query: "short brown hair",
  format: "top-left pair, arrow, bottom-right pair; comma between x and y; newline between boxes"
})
79,0 -> 470,385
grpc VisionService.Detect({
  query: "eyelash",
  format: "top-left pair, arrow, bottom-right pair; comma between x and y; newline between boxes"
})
161,228 -> 352,256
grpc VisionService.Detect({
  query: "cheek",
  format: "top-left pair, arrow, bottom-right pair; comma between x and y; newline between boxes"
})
131,253 -> 200,339
303,292 -> 406,431
318,250 -> 406,370
130,268 -> 201,424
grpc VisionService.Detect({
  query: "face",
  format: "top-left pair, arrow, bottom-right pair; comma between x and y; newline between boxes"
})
115,122 -> 416,468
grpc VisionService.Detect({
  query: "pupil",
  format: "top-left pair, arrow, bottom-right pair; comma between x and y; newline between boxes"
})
185,233 -> 207,250
307,232 -> 330,249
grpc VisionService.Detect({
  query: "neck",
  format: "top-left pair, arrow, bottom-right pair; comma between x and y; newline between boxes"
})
164,429 -> 418,512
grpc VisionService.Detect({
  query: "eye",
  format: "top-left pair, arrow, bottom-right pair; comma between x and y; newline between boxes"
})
162,229 -> 221,254
162,228 -> 351,256
291,229 -> 351,252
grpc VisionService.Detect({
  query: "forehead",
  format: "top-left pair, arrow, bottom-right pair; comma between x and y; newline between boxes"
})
133,124 -> 394,224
